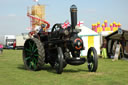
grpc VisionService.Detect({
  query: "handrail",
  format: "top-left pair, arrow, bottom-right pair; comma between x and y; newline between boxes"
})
27,14 -> 50,29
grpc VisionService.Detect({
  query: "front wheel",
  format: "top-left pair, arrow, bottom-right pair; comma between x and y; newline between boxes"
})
55,47 -> 64,74
87,47 -> 98,72
23,38 -> 45,71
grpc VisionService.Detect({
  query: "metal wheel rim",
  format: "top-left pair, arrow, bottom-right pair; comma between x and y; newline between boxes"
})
24,39 -> 39,70
88,51 -> 94,71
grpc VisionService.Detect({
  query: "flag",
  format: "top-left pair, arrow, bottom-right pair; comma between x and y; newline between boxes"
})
61,20 -> 70,29
77,21 -> 84,27
33,0 -> 38,2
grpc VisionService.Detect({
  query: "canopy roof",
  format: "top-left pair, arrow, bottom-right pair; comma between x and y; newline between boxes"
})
105,29 -> 128,41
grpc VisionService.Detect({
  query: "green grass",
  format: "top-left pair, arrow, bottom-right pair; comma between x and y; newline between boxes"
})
0,50 -> 128,85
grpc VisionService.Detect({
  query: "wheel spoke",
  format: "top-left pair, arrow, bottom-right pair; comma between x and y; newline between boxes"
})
25,48 -> 31,52
33,57 -> 38,63
88,56 -> 92,63
25,57 -> 31,61
33,48 -> 37,53
26,52 -> 32,56
90,64 -> 93,69
88,63 -> 93,69
91,56 -> 94,62
29,62 -> 32,68
33,63 -> 37,70
88,63 -> 91,66
29,41 -> 33,50
55,62 -> 59,69
32,60 -> 37,70
32,43 -> 36,51
34,54 -> 39,56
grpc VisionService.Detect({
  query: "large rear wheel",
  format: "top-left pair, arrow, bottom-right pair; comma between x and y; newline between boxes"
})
87,47 -> 98,72
23,38 -> 45,71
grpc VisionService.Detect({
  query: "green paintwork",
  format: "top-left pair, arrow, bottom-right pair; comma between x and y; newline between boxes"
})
25,57 -> 31,61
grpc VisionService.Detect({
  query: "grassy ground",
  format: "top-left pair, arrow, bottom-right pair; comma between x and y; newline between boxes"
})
0,50 -> 128,85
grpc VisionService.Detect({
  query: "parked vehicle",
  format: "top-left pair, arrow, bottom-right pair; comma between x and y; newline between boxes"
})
15,33 -> 29,49
0,35 -> 16,49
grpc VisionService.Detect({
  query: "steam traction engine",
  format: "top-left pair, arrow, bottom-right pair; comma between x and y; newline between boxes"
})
23,5 -> 98,74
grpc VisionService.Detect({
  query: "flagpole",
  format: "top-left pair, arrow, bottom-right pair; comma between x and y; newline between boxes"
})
33,0 -> 39,5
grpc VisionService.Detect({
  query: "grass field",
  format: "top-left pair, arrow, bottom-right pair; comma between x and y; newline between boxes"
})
0,50 -> 128,85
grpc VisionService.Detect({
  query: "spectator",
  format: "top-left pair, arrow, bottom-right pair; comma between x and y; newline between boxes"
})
39,24 -> 46,33
0,43 -> 3,54
101,39 -> 107,58
120,36 -> 126,51
13,41 -> 16,49
112,41 -> 122,61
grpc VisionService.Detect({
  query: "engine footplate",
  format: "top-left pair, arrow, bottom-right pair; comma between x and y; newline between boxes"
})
66,57 -> 86,65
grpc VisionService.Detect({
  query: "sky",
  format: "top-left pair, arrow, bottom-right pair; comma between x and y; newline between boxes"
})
0,0 -> 128,35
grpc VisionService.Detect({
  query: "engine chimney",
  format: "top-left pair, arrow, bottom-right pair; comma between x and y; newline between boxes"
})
70,5 -> 77,29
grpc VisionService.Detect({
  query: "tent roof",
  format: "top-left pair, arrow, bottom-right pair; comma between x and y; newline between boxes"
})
100,31 -> 113,36
105,29 -> 128,41
78,26 -> 99,37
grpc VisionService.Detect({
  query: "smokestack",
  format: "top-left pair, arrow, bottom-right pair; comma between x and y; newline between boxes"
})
70,5 -> 77,29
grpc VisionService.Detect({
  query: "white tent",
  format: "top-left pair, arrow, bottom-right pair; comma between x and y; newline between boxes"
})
78,26 -> 98,36
77,26 -> 100,56
100,31 -> 113,36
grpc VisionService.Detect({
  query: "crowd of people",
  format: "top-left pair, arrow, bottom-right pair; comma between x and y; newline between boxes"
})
100,35 -> 127,61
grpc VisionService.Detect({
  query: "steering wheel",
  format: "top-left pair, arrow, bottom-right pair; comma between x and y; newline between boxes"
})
51,24 -> 62,32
